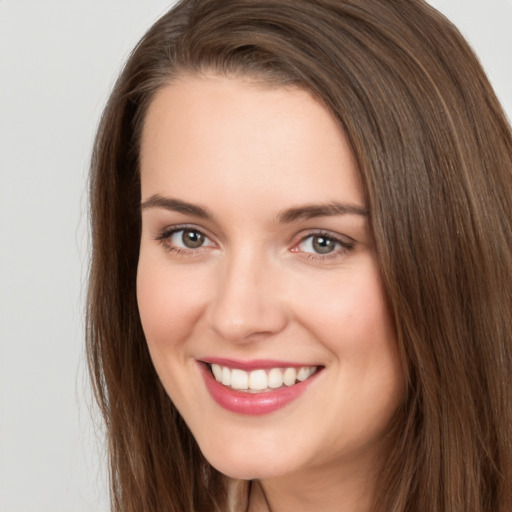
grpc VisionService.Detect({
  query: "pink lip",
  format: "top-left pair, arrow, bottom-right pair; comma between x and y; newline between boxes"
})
201,357 -> 314,371
198,362 -> 321,415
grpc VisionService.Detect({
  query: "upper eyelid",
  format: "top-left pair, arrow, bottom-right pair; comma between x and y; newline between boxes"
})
156,226 -> 216,254
156,224 -> 213,240
293,229 -> 355,245
291,230 -> 356,257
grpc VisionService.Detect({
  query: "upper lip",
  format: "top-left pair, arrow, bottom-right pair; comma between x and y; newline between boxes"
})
199,357 -> 321,371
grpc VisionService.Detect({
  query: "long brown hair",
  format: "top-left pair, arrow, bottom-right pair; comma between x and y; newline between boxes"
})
87,1 -> 512,510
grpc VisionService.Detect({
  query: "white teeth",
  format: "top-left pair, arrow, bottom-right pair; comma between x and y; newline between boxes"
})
209,364 -> 317,391
221,366 -> 231,386
283,368 -> 297,386
268,368 -> 283,388
211,364 -> 223,381
297,366 -> 315,381
249,369 -> 268,391
231,369 -> 249,390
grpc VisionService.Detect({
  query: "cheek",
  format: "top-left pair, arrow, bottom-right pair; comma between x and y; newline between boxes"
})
292,261 -> 403,417
136,255 -> 207,352
136,254 -> 215,413
294,262 -> 396,355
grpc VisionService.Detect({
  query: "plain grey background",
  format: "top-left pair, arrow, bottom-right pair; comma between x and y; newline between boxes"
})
0,1 -> 510,511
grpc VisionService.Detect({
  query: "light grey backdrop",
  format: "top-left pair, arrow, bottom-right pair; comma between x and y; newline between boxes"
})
0,1 -> 510,511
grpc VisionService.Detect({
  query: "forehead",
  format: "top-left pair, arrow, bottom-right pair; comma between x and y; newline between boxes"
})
139,74 -> 363,211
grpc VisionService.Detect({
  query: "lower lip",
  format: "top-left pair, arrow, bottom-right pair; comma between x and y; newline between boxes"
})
199,363 -> 320,415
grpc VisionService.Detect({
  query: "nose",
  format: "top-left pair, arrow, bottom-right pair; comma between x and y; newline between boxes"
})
206,249 -> 288,343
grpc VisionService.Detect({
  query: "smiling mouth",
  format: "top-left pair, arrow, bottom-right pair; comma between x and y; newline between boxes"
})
207,363 -> 319,393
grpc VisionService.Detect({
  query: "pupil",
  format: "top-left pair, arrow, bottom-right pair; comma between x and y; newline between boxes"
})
183,230 -> 204,248
313,236 -> 334,254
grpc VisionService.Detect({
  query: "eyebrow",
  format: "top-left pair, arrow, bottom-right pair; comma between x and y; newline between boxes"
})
140,194 -> 212,219
140,194 -> 368,222
277,202 -> 369,223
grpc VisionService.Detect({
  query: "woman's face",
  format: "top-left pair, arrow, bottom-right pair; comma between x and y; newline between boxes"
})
137,74 -> 403,483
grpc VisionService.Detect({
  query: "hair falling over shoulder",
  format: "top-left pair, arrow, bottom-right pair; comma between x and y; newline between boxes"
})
87,1 -> 512,510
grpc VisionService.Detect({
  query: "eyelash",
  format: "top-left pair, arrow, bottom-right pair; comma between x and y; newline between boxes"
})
155,226 -> 355,260
292,231 -> 355,261
155,225 -> 215,256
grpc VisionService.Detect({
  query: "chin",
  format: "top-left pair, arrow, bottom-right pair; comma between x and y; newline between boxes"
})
208,458 -> 285,481
198,438 -> 298,481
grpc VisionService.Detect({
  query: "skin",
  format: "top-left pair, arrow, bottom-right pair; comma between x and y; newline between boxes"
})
137,74 -> 404,512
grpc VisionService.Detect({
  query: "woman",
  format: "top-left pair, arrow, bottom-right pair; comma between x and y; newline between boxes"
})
87,0 -> 512,511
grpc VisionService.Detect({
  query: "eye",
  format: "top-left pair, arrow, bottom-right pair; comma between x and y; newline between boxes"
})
300,234 -> 338,254
156,226 -> 216,253
293,232 -> 354,258
172,229 -> 207,249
